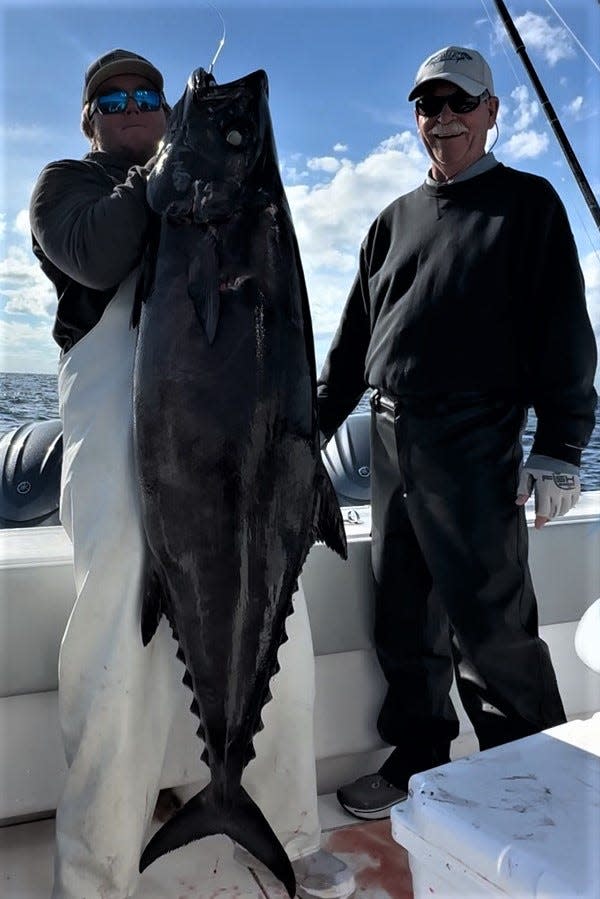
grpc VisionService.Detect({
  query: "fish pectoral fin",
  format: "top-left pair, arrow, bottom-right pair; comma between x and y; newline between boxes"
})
140,563 -> 168,646
314,464 -> 348,560
139,782 -> 296,897
188,236 -> 220,345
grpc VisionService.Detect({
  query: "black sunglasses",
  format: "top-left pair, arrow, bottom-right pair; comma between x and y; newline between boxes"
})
415,90 -> 490,118
90,87 -> 163,116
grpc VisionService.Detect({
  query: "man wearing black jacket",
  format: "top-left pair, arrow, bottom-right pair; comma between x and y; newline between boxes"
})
318,46 -> 598,820
31,49 -> 354,899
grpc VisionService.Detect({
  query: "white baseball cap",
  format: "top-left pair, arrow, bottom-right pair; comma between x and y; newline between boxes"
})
408,46 -> 494,101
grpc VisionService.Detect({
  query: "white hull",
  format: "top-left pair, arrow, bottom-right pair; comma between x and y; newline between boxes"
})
1,493 -> 599,829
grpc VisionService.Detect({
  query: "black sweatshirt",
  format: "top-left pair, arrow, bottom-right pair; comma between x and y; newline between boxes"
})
317,163 -> 597,467
29,151 -> 152,353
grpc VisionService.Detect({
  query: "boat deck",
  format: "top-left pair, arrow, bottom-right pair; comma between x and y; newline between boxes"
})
0,794 -> 413,899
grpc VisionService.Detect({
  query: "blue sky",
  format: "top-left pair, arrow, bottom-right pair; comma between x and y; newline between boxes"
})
1,0 -> 599,377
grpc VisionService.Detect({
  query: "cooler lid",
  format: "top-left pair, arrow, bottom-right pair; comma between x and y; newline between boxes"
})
392,714 -> 600,898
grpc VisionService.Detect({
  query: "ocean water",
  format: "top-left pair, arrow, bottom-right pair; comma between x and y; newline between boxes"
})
1,370 -> 600,490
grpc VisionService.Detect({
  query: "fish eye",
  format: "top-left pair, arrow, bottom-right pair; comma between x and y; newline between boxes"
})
226,129 -> 243,146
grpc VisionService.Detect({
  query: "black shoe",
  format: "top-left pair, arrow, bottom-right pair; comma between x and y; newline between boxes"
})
336,773 -> 407,820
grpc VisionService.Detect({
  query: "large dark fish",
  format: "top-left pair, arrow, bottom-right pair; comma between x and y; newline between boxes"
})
133,68 -> 347,896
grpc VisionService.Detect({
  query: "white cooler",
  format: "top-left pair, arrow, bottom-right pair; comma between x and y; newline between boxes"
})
391,714 -> 600,897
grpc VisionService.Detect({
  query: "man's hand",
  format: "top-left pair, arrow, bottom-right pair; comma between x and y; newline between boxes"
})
142,154 -> 158,175
516,454 -> 581,529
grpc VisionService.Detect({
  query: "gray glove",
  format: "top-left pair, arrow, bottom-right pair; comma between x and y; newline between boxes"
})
516,453 -> 581,528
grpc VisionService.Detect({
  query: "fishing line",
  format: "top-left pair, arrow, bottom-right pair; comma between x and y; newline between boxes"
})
540,0 -> 600,255
542,0 -> 600,75
207,3 -> 226,75
481,0 -> 600,240
486,121 -> 500,153
571,195 -> 600,265
480,0 -> 523,89
479,0 -> 529,158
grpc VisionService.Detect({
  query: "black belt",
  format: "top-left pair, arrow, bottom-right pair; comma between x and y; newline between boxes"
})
371,388 -> 517,418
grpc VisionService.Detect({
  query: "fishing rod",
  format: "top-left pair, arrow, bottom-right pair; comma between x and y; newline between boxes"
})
492,0 -> 600,230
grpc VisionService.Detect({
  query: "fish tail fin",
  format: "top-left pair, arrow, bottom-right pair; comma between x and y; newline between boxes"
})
315,463 -> 348,560
139,782 -> 296,897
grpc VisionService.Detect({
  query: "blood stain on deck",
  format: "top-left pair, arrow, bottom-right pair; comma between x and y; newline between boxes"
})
324,820 -> 414,898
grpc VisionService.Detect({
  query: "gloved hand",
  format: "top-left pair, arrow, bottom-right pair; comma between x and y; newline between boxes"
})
516,454 -> 581,529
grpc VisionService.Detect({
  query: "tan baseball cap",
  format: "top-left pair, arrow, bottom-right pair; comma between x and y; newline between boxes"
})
408,46 -> 494,101
83,48 -> 164,105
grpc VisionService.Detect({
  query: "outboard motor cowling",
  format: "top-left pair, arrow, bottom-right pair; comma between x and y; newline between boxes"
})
0,419 -> 62,527
321,412 -> 371,506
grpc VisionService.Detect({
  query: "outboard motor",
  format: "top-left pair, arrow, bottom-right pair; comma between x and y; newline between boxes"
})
0,419 -> 63,528
321,412 -> 371,506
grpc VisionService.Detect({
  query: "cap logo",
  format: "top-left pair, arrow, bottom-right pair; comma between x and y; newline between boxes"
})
430,49 -> 473,65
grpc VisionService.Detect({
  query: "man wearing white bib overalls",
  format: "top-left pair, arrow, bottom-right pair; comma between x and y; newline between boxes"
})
30,48 -> 353,899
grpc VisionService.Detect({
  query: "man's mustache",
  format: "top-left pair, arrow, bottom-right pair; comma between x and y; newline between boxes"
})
430,123 -> 469,137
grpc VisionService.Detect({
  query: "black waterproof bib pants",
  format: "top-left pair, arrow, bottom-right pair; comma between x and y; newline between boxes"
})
369,391 -> 567,788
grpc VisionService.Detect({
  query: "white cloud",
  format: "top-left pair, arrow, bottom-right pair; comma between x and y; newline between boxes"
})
0,241 -> 56,318
510,85 -> 539,131
333,143 -> 348,153
14,210 -> 31,238
0,317 -> 59,374
502,130 -> 549,159
565,96 -> 584,119
0,124 -> 45,142
307,156 -> 342,174
582,251 -> 600,292
0,222 -> 59,372
284,131 -> 427,334
0,214 -> 5,238
280,162 -> 308,184
514,12 -> 575,67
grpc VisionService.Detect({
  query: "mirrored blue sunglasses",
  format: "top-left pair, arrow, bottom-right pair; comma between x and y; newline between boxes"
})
90,87 -> 163,116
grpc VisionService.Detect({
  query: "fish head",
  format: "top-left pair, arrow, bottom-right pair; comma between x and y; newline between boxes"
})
147,68 -> 280,224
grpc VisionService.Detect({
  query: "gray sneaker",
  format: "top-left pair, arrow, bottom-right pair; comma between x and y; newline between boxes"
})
235,846 -> 355,898
293,849 -> 355,899
337,773 -> 407,820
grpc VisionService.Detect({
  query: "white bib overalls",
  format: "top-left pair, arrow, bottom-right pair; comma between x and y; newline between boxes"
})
53,270 -> 320,899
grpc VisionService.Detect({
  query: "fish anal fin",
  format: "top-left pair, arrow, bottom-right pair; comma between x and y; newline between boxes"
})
314,464 -> 348,559
141,563 -> 168,646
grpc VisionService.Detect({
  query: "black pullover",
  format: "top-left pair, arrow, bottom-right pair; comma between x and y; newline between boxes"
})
317,163 -> 597,467
29,152 -> 152,354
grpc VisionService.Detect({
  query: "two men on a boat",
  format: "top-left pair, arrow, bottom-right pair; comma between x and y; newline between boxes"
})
29,40 -> 596,899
